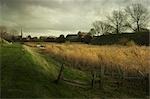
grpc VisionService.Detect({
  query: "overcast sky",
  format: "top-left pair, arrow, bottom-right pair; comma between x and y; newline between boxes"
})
0,0 -> 150,37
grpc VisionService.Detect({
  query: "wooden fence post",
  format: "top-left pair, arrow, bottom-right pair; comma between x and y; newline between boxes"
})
55,63 -> 64,84
91,71 -> 95,88
100,65 -> 104,89
121,71 -> 126,86
145,73 -> 149,97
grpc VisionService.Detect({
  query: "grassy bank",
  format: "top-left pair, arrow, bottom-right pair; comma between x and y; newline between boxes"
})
1,43 -> 89,98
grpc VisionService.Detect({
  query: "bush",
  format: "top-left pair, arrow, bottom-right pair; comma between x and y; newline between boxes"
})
56,35 -> 65,43
118,38 -> 129,45
118,38 -> 136,46
83,34 -> 92,44
126,40 -> 136,46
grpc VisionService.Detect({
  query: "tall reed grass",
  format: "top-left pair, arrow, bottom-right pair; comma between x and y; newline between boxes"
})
27,42 -> 150,75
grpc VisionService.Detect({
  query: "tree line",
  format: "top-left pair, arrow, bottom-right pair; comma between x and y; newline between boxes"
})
92,3 -> 150,35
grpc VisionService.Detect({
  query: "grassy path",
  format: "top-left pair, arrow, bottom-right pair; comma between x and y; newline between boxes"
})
1,43 -> 88,98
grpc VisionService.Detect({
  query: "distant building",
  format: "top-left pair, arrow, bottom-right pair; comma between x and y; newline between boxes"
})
46,36 -> 56,42
27,35 -> 31,41
22,37 -> 27,42
39,36 -> 48,41
66,34 -> 79,42
31,37 -> 38,42
13,36 -> 22,41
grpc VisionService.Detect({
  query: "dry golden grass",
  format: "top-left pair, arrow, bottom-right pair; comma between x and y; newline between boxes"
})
26,42 -> 150,75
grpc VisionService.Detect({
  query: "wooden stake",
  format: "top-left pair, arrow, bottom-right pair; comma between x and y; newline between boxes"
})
145,73 -> 149,97
91,71 -> 95,88
55,63 -> 64,84
100,65 -> 104,89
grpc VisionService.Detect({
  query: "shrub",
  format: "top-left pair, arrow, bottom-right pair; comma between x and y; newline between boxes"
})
118,38 -> 129,45
126,40 -> 136,46
56,34 -> 65,43
83,34 -> 92,44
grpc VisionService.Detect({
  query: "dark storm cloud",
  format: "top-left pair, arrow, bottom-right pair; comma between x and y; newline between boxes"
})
0,0 -> 150,32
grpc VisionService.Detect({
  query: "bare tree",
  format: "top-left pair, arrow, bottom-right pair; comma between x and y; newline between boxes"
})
125,3 -> 150,32
89,28 -> 96,36
0,26 -> 7,38
93,21 -> 112,35
0,26 -> 7,43
107,10 -> 127,34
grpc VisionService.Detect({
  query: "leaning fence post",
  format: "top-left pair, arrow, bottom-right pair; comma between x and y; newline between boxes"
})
55,63 -> 64,84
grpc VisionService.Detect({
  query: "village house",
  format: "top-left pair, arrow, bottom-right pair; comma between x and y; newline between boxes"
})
45,36 -> 56,42
39,36 -> 48,41
66,34 -> 79,42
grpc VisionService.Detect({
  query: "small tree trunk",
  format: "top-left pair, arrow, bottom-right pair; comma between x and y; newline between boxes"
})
116,24 -> 119,34
137,21 -> 140,32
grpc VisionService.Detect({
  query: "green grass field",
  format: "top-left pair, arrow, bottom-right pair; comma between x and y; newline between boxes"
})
1,43 -> 86,98
0,42 -> 147,98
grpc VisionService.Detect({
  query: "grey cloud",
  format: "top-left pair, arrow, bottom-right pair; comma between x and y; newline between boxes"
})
0,0 -> 150,33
